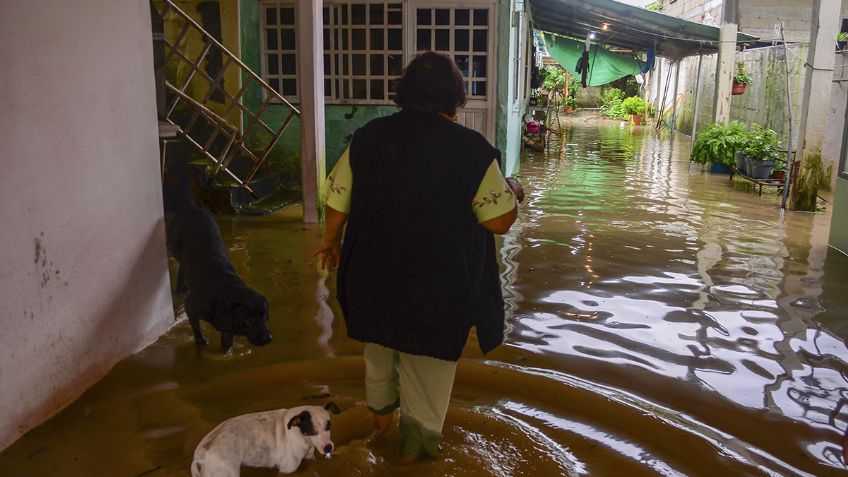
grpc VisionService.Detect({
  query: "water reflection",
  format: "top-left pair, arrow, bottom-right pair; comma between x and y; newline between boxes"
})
2,123 -> 848,476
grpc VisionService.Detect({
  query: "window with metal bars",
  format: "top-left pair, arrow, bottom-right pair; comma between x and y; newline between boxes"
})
260,2 -> 298,100
414,7 -> 490,98
259,2 -> 491,104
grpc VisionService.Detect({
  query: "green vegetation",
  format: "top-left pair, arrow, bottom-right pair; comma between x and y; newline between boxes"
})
601,88 -> 627,120
734,61 -> 752,85
645,1 -> 663,11
691,121 -> 748,166
541,65 -> 568,92
621,96 -> 652,116
742,124 -> 779,160
838,31 -> 848,42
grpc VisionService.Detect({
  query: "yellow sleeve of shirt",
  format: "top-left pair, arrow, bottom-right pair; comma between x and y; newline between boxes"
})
322,146 -> 353,214
473,159 -> 517,223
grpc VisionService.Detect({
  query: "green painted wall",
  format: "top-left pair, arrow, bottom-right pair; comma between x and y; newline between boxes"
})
830,177 -> 848,255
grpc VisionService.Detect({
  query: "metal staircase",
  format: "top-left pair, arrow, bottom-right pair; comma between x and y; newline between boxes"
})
151,0 -> 299,197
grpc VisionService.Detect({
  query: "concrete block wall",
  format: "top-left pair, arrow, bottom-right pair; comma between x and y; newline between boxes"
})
0,0 -> 175,450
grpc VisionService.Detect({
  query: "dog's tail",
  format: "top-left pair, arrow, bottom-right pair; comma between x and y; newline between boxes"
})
162,155 -> 197,213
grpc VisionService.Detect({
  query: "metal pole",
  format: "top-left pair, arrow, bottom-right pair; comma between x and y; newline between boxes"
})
779,22 -> 794,209
691,51 -> 704,138
671,59 -> 682,131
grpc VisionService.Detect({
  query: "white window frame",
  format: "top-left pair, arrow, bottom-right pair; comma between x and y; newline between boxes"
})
260,0 -> 496,108
260,1 -> 299,102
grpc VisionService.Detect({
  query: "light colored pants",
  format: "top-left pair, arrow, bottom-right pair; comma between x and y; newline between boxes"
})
363,343 -> 458,458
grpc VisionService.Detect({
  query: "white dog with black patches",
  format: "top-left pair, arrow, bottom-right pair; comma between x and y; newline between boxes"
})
192,403 -> 341,476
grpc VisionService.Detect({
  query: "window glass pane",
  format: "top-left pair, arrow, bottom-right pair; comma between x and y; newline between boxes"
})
370,54 -> 385,75
266,30 -> 278,50
351,4 -> 366,25
473,30 -> 487,52
343,55 -> 349,74
281,7 -> 295,25
455,55 -> 470,77
323,29 -> 330,49
454,30 -> 470,51
265,7 -> 277,26
283,78 -> 297,96
269,78 -> 280,93
325,79 -> 331,94
324,54 -> 331,72
323,6 -> 329,25
341,5 -> 348,24
281,54 -> 296,74
352,54 -> 366,75
352,29 -> 366,50
416,29 -> 431,51
267,54 -> 279,75
435,29 -> 449,51
281,29 -> 295,50
455,9 -> 470,26
370,29 -> 384,50
388,54 -> 403,75
343,79 -> 349,98
417,9 -> 431,26
370,4 -> 384,25
388,29 -> 402,50
473,9 -> 488,26
342,29 -> 349,49
472,81 -> 486,96
388,79 -> 397,93
352,79 -> 367,99
388,10 -> 402,25
435,9 -> 450,25
472,55 -> 487,77
371,80 -> 385,100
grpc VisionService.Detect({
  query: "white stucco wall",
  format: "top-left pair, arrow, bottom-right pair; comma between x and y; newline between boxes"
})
0,0 -> 175,450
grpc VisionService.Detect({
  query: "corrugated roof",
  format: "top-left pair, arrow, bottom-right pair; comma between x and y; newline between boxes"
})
530,0 -> 760,59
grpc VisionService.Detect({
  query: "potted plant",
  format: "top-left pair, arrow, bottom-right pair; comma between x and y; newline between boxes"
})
622,96 -> 649,125
742,124 -> 779,179
691,121 -> 748,173
732,61 -> 751,95
564,95 -> 577,114
837,31 -> 847,52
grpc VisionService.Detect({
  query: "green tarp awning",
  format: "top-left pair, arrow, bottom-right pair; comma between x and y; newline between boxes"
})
543,34 -> 642,87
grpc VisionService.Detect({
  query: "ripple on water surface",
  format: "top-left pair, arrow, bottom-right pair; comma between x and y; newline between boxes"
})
2,123 -> 848,476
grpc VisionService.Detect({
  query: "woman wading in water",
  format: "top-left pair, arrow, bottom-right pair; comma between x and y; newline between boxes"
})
316,51 -> 523,461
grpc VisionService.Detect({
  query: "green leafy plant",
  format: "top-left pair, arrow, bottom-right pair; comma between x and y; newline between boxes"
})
733,61 -> 752,85
838,31 -> 848,42
691,121 -> 749,166
621,96 -> 651,116
645,1 -> 663,11
742,124 -> 779,160
600,88 -> 627,120
564,95 -> 578,109
541,65 -> 568,92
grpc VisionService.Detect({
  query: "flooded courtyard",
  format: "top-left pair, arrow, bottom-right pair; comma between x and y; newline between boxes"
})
3,123 -> 848,476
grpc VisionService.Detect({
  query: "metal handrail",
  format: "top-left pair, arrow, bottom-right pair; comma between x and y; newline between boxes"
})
153,0 -> 300,197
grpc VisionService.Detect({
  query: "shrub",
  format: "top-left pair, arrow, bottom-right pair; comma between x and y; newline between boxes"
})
601,88 -> 627,120
621,96 -> 650,116
742,124 -> 779,160
691,121 -> 749,166
541,65 -> 567,92
734,61 -> 752,85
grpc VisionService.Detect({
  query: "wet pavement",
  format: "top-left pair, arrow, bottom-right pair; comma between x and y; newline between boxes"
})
3,122 -> 848,476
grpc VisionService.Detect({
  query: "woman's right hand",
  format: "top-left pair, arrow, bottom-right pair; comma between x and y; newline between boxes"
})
314,240 -> 341,271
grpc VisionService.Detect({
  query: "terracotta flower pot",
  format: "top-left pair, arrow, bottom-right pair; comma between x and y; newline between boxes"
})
732,82 -> 747,95
630,114 -> 643,125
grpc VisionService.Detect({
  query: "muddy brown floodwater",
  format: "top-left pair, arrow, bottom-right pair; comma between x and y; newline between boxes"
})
3,123 -> 848,476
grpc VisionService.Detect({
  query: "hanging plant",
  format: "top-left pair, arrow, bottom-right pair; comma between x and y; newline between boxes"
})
732,61 -> 751,95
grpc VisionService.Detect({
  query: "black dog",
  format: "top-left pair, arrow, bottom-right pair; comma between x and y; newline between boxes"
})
163,160 -> 272,353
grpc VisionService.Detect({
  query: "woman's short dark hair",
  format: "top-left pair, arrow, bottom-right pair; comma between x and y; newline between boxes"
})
393,52 -> 467,116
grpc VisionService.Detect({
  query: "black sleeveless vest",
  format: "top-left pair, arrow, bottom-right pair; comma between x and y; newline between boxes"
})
336,109 -> 505,361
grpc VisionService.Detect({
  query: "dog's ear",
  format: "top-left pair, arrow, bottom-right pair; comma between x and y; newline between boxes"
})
287,410 -> 313,432
324,402 -> 341,415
